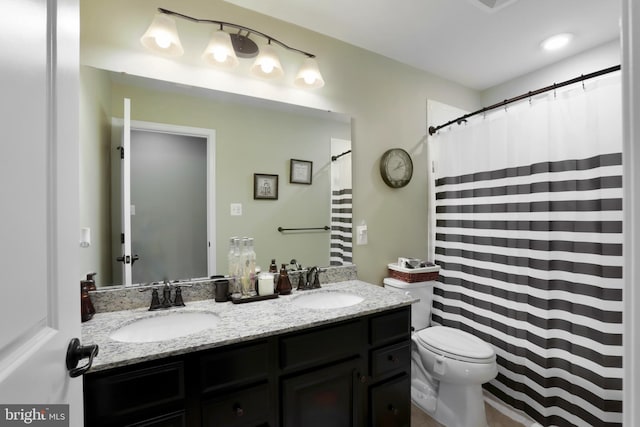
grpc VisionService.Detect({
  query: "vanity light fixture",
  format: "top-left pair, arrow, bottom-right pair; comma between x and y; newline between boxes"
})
140,8 -> 325,88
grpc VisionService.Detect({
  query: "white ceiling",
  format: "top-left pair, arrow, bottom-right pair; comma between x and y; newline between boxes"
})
224,0 -> 621,90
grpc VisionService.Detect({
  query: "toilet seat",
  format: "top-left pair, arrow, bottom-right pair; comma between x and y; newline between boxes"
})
414,326 -> 495,364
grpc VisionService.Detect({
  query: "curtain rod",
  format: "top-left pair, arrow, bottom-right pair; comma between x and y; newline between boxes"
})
428,64 -> 621,136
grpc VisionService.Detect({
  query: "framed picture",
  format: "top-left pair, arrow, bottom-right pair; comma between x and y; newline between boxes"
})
289,159 -> 313,184
254,173 -> 279,200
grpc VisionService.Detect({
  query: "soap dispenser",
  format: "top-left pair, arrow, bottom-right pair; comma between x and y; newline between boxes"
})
80,273 -> 96,322
275,263 -> 292,295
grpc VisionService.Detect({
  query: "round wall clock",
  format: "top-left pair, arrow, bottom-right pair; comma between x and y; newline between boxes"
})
380,148 -> 413,188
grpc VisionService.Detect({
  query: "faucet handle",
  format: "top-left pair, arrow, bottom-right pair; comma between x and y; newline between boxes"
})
173,286 -> 186,307
148,288 -> 162,311
312,270 -> 321,288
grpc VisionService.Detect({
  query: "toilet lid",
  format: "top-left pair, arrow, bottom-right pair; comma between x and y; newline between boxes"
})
415,326 -> 495,363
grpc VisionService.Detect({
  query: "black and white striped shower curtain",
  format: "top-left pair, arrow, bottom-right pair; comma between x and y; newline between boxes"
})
330,139 -> 352,265
429,73 -> 623,426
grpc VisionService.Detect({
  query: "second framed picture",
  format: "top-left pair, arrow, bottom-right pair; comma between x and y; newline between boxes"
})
290,159 -> 313,184
254,173 -> 279,200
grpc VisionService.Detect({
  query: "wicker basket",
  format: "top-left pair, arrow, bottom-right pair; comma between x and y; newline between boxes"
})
387,263 -> 440,283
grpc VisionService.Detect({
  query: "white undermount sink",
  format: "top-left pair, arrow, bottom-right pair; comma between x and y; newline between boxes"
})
291,291 -> 364,309
109,311 -> 220,343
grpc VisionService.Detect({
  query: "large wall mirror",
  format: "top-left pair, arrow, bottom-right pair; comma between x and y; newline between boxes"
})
80,66 -> 352,287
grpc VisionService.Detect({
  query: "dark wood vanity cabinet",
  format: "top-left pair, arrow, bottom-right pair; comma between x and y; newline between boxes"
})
84,307 -> 411,427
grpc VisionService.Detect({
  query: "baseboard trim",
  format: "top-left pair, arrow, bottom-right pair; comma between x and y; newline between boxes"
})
483,391 -> 541,427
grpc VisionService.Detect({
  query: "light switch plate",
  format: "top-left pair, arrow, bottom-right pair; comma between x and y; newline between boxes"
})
356,225 -> 368,245
230,203 -> 242,216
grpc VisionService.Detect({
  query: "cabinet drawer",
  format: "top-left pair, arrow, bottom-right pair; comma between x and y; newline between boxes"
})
371,341 -> 411,379
369,308 -> 410,346
200,341 -> 269,393
201,382 -> 272,427
370,375 -> 410,427
85,361 -> 184,420
280,320 -> 363,371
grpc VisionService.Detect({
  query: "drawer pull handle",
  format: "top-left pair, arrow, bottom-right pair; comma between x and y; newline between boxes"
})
233,404 -> 244,417
388,404 -> 399,416
387,355 -> 399,363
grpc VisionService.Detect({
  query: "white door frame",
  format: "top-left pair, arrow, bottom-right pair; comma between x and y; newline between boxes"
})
622,0 -> 639,425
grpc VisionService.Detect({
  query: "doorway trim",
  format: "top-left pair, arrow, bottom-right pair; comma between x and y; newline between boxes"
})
116,118 -> 217,280
622,0 -> 639,425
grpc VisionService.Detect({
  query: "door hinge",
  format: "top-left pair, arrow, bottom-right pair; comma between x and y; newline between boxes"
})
116,146 -> 124,159
121,233 -> 125,244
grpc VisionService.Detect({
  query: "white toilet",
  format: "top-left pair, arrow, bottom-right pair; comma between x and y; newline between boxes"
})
384,277 -> 498,427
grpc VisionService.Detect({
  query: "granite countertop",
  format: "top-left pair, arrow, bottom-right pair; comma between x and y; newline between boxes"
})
82,280 -> 416,373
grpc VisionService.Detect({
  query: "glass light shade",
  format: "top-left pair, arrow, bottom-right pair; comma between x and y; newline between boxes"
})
140,13 -> 184,56
294,57 -> 325,88
250,44 -> 284,79
202,30 -> 239,68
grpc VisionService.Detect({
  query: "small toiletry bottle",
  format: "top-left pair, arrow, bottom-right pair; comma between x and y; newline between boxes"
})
84,272 -> 97,291
269,259 -> 278,273
80,274 -> 96,322
228,237 -> 241,297
246,238 -> 257,296
275,263 -> 292,295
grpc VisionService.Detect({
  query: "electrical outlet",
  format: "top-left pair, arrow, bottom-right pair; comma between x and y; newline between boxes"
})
230,203 -> 242,216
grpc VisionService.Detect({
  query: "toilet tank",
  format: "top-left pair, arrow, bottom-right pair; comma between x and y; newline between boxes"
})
383,278 -> 434,331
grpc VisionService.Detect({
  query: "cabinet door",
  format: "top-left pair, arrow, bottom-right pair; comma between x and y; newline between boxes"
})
282,358 -> 363,427
84,361 -> 185,426
370,375 -> 410,427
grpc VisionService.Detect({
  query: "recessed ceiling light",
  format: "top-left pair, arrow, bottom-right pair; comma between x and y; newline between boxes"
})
540,33 -> 573,51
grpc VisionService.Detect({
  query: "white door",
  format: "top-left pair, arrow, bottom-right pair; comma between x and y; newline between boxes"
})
0,0 -> 85,425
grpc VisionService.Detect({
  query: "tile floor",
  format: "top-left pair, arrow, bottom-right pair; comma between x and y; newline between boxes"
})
411,403 -> 527,427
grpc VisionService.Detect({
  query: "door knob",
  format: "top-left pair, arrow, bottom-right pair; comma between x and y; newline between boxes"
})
66,338 -> 98,378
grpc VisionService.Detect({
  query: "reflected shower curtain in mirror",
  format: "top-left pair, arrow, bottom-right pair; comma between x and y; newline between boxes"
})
330,139 -> 353,265
428,72 -> 622,426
